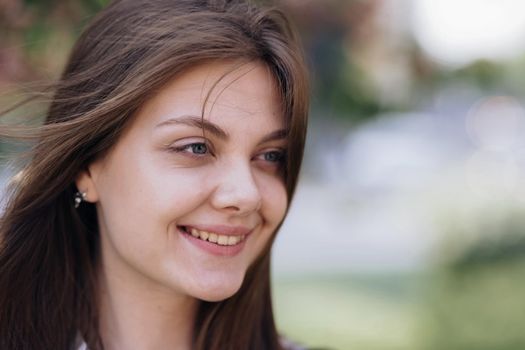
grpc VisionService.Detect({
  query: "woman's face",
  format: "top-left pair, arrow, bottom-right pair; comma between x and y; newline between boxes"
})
77,61 -> 288,301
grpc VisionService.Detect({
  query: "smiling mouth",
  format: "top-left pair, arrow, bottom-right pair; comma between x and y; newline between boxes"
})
178,226 -> 246,246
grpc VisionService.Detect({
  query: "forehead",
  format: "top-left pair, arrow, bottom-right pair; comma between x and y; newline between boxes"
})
135,61 -> 283,130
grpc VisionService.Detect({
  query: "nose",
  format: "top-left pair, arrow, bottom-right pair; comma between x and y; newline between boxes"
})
210,160 -> 262,216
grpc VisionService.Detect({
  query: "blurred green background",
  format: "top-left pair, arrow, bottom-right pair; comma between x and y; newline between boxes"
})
3,1 -> 525,349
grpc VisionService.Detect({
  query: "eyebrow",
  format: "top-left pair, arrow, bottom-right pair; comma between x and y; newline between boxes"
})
155,115 -> 288,144
155,115 -> 228,139
259,128 -> 288,144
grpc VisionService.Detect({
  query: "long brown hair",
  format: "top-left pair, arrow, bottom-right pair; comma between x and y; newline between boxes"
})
0,1 -> 309,349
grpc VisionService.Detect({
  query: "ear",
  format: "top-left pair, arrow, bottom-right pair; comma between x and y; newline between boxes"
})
75,167 -> 100,204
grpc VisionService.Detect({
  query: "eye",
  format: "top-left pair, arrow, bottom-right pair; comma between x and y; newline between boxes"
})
169,141 -> 212,157
255,148 -> 286,165
262,150 -> 284,162
187,143 -> 208,155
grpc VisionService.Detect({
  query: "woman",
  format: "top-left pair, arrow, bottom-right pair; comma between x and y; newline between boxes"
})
0,0 -> 309,349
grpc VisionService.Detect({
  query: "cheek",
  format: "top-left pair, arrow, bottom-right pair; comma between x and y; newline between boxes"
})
261,178 -> 288,227
95,154 -> 210,239
146,165 -> 221,220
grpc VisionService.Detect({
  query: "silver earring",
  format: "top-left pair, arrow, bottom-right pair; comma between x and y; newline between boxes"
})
74,191 -> 87,208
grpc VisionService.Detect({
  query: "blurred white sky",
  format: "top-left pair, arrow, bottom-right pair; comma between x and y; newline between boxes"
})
411,0 -> 525,66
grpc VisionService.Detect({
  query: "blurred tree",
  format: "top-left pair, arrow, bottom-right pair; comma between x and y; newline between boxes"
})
5,0 -> 525,122
0,0 -> 109,86
282,0 -> 384,123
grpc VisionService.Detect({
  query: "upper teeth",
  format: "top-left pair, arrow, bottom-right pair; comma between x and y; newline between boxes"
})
190,228 -> 245,246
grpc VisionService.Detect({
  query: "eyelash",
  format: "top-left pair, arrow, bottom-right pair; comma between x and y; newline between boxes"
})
168,142 -> 286,165
255,149 -> 286,164
168,142 -> 212,158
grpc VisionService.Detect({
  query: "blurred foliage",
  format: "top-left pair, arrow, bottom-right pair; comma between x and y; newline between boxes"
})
426,59 -> 516,95
421,212 -> 525,350
301,19 -> 382,121
0,0 -> 111,157
0,0 -> 109,83
284,0 -> 386,122
1,0 -> 390,122
273,273 -> 422,350
422,261 -> 525,350
6,0 -> 525,124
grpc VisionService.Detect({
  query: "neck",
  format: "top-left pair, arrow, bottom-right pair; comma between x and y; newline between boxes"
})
97,262 -> 198,350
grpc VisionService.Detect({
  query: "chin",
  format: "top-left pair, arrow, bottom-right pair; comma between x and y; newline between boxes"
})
190,273 -> 245,302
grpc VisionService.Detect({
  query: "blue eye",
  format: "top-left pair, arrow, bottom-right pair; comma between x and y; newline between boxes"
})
263,150 -> 284,162
188,143 -> 208,154
256,149 -> 286,165
169,142 -> 211,156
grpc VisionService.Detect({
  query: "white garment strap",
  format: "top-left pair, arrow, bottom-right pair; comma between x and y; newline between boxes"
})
77,342 -> 88,350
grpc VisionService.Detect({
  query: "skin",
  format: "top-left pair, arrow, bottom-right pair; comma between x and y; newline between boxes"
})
76,61 -> 288,350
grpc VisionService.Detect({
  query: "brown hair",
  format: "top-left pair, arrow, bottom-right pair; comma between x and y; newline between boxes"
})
0,0 -> 309,349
